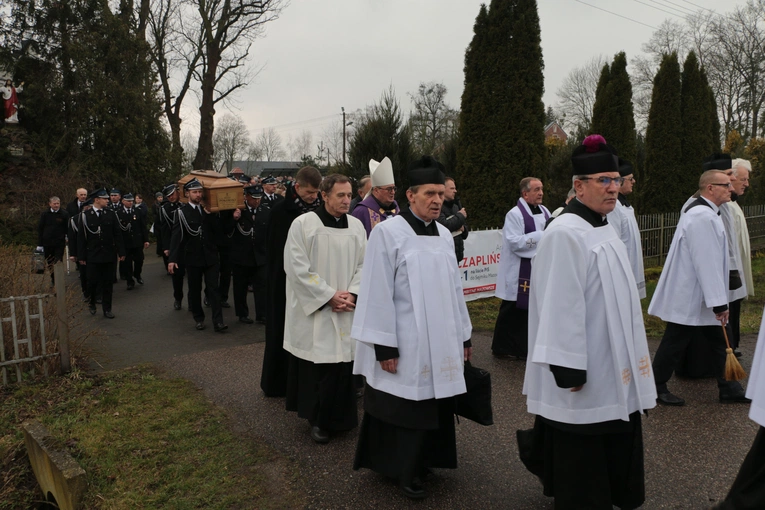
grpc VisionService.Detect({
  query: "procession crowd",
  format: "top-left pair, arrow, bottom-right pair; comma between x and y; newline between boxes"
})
35,137 -> 765,508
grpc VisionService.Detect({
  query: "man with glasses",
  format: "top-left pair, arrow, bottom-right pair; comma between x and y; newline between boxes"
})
351,157 -> 400,238
648,165 -> 750,406
492,176 -> 549,360
520,135 -> 655,510
606,160 -> 645,299
728,159 -> 754,354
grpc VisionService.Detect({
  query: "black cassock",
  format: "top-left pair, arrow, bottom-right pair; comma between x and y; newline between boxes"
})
715,427 -> 765,510
353,211 -> 466,486
260,187 -> 321,397
284,207 -> 357,431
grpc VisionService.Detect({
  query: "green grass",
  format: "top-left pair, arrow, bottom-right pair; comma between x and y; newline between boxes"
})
1,365 -> 303,510
467,255 -> 765,337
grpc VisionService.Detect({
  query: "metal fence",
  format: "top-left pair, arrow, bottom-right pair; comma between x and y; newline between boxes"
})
638,204 -> 765,267
0,263 -> 71,386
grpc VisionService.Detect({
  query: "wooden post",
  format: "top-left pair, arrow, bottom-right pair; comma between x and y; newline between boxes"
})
54,262 -> 71,373
658,214 -> 665,265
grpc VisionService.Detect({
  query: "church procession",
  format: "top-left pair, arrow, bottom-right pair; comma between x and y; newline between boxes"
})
7,0 -> 765,507
37,141 -> 760,508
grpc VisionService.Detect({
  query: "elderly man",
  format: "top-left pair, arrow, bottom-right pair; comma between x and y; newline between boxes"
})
66,188 -> 88,217
519,135 -> 656,510
436,176 -> 469,263
352,156 -> 472,500
649,168 -> 750,406
261,166 -> 323,397
77,189 -> 126,318
351,157 -> 400,237
37,196 -> 69,286
492,177 -> 550,360
283,174 -> 366,443
350,175 -> 372,212
714,306 -> 765,510
168,179 -> 228,333
727,158 -> 754,353
606,160 -> 646,298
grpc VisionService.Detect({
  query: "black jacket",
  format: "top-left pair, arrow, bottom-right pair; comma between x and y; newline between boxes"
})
77,208 -> 126,263
38,209 -> 69,247
116,207 -> 149,249
437,199 -> 468,262
230,204 -> 270,267
65,198 -> 85,217
168,204 -> 221,268
261,193 -> 284,209
159,200 -> 183,252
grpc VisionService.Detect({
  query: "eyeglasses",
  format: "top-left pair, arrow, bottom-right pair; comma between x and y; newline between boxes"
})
710,182 -> 732,188
377,186 -> 397,193
578,176 -> 624,187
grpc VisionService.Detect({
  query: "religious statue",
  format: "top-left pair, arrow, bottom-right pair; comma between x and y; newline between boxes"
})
1,79 -> 24,124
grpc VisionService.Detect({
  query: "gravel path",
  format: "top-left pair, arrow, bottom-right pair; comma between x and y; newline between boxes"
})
81,251 -> 760,509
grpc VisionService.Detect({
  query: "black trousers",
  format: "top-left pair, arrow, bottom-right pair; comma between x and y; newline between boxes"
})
653,323 -> 733,393
717,427 -> 765,510
121,246 -> 144,284
492,299 -> 529,358
76,263 -> 88,296
171,264 -> 186,302
217,245 -> 231,303
729,299 -> 743,350
187,264 -> 223,324
86,261 -> 114,312
232,263 -> 267,319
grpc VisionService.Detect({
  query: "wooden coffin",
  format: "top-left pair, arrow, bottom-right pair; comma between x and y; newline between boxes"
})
177,170 -> 244,212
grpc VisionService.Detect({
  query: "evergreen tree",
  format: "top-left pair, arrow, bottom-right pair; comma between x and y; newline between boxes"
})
347,87 -> 414,205
590,52 -> 636,164
680,51 -> 717,186
701,68 -> 721,153
456,0 -> 546,228
642,53 -> 683,213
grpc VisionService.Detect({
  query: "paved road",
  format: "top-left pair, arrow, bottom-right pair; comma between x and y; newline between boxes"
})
79,251 -> 760,509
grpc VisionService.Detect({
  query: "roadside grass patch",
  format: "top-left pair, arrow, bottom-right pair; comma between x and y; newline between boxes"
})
1,365 -> 303,509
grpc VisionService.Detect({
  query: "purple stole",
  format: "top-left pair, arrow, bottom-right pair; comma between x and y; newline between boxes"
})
516,199 -> 549,310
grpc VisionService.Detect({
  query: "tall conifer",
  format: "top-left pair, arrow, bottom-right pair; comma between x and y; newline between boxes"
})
680,51 -> 716,187
456,0 -> 546,228
591,52 -> 637,164
643,53 -> 683,213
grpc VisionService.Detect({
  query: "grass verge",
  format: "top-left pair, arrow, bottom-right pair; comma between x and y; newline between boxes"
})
468,254 -> 765,337
1,365 -> 303,510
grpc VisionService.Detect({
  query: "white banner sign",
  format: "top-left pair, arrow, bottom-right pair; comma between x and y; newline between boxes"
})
459,229 -> 502,301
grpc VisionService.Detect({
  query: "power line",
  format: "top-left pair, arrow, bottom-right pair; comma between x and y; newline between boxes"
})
678,0 -> 717,14
251,113 -> 339,132
574,0 -> 658,30
652,0 -> 698,16
633,0 -> 687,19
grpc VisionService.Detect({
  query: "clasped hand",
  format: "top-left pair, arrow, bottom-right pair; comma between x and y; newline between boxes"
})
329,291 -> 355,312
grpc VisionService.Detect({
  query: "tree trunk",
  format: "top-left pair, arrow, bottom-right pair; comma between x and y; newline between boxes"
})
192,46 -> 219,170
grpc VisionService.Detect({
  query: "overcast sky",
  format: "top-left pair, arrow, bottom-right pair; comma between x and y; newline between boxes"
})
213,0 -> 744,153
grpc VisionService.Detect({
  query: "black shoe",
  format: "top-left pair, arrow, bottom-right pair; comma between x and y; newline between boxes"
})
310,426 -> 330,444
221,301 -> 231,308
399,481 -> 427,499
89,304 -> 96,315
719,391 -> 752,404
195,322 -> 206,331
136,277 -> 144,285
239,316 -> 254,324
657,392 -> 685,406
174,300 -> 182,310
103,311 -> 115,319
214,323 -> 228,332
127,283 -> 134,290
734,350 -> 743,358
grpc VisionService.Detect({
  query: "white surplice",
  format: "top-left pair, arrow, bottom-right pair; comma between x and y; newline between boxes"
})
748,307 -> 765,427
283,212 -> 366,364
523,213 -> 656,424
352,216 -> 472,401
729,200 -> 754,297
721,202 -> 748,301
607,200 -> 646,299
495,200 -> 550,301
649,198 -> 729,326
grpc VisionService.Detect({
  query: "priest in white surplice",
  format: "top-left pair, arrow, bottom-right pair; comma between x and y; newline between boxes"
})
352,156 -> 472,500
491,177 -> 550,359
714,305 -> 765,509
727,158 -> 754,353
648,168 -> 750,406
519,135 -> 656,510
283,174 -> 366,444
606,159 -> 646,299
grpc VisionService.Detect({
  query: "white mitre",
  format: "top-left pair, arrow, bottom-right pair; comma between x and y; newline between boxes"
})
365,157 -> 395,198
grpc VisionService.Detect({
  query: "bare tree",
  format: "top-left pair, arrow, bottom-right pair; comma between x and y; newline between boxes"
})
555,55 -> 607,133
213,113 -> 251,173
255,128 -> 286,161
286,129 -> 313,161
408,82 -> 456,156
322,119 -> 345,167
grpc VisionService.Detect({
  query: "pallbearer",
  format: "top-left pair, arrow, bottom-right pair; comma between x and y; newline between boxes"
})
520,135 -> 656,509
